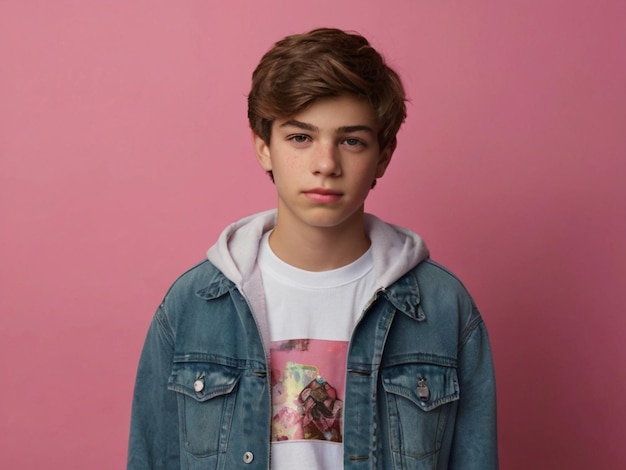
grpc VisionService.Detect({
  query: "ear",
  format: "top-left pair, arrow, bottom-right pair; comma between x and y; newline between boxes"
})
253,131 -> 272,172
374,143 -> 394,178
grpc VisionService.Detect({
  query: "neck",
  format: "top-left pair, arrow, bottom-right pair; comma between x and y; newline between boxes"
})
269,214 -> 370,272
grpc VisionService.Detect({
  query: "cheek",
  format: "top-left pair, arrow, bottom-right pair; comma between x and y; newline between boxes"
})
352,160 -> 380,181
271,155 -> 304,188
273,156 -> 299,177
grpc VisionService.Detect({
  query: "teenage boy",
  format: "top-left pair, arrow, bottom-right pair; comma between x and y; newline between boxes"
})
128,28 -> 498,469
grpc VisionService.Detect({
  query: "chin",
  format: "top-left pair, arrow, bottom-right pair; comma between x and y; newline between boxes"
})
303,210 -> 363,231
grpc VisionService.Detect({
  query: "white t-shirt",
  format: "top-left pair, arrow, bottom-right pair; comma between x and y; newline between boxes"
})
258,232 -> 376,469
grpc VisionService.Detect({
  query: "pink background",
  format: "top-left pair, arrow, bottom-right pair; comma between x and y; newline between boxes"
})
1,1 -> 624,468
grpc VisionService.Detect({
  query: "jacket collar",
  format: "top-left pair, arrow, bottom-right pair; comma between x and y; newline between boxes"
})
381,270 -> 426,321
195,268 -> 236,300
195,265 -> 427,322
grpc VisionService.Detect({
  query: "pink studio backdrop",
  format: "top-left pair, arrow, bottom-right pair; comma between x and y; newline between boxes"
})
1,1 -> 624,468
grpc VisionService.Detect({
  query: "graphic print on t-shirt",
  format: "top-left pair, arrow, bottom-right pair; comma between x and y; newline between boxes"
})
271,338 -> 348,444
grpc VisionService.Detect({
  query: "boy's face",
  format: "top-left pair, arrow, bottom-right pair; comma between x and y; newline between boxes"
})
254,94 -> 392,234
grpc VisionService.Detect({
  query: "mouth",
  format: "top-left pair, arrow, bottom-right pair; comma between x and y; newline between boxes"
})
303,188 -> 343,203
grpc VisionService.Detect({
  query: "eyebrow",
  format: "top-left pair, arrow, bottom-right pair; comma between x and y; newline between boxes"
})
279,120 -> 375,135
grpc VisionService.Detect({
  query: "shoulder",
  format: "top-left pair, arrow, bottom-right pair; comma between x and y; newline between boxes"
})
166,259 -> 224,291
413,259 -> 473,297
160,260 -> 233,315
383,259 -> 485,360
412,259 -> 482,334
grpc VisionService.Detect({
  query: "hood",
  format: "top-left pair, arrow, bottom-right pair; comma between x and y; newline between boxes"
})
206,209 -> 429,290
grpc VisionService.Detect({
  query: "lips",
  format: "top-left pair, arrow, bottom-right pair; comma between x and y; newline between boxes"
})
303,188 -> 343,203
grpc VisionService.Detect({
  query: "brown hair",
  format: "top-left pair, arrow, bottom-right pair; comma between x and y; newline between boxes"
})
248,28 -> 407,151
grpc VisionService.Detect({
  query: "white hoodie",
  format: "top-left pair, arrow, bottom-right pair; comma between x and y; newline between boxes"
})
206,209 -> 430,357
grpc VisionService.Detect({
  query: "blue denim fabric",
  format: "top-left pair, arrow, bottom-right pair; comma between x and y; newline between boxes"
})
128,259 -> 498,469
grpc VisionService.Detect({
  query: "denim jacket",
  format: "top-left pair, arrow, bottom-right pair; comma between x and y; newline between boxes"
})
128,213 -> 498,469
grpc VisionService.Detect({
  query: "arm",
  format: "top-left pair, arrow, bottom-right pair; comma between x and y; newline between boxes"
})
449,315 -> 499,469
127,307 -> 180,470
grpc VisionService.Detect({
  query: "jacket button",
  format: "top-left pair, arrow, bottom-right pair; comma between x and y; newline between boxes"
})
243,451 -> 254,464
417,377 -> 430,402
193,379 -> 204,393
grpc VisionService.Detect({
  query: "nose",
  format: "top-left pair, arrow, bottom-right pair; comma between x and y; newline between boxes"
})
312,142 -> 341,176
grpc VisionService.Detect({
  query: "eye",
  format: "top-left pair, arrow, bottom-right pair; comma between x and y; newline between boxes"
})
288,134 -> 310,144
342,138 -> 365,147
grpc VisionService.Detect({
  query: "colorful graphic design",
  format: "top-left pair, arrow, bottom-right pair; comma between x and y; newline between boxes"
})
271,339 -> 347,443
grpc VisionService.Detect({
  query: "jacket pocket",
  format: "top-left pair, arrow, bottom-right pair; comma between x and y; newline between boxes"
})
381,361 -> 459,461
168,356 -> 243,458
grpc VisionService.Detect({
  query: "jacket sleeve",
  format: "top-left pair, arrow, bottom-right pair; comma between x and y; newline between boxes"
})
449,314 -> 499,469
127,307 -> 180,469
